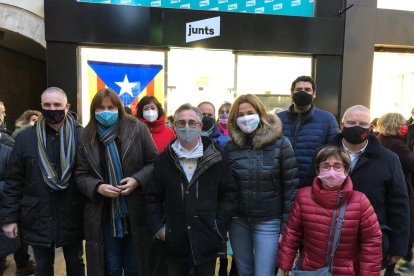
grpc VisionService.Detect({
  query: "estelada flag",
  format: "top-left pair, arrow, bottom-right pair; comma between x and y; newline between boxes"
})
87,60 -> 163,115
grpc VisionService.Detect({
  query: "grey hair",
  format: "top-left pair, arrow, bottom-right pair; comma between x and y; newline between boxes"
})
342,105 -> 371,122
41,87 -> 68,104
174,103 -> 203,123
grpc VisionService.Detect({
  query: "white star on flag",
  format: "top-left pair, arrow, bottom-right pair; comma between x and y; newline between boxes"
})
115,75 -> 138,97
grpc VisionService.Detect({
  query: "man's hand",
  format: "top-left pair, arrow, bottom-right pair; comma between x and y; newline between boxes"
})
118,177 -> 139,195
3,223 -> 18,238
97,184 -> 122,198
282,270 -> 289,276
388,255 -> 402,265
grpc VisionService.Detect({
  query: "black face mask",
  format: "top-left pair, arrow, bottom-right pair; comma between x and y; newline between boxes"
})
202,116 -> 215,131
42,109 -> 66,124
342,126 -> 370,144
292,91 -> 313,106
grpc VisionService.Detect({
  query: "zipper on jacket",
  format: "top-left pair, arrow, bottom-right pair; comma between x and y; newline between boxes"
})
293,113 -> 302,146
181,182 -> 185,201
188,227 -> 197,265
196,181 -> 199,200
188,150 -> 220,189
214,219 -> 225,241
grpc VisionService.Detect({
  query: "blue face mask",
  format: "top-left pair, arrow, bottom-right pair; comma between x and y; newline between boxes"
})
95,110 -> 119,127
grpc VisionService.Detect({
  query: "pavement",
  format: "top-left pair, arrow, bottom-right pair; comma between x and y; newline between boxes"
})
4,249 -> 414,275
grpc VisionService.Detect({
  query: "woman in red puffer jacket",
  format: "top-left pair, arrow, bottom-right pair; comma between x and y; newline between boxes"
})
278,145 -> 382,276
136,96 -> 176,152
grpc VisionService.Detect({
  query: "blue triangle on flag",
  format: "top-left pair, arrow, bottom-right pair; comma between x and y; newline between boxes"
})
88,60 -> 163,106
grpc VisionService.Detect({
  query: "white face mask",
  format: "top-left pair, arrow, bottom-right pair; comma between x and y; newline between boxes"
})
236,114 -> 260,134
143,110 -> 158,122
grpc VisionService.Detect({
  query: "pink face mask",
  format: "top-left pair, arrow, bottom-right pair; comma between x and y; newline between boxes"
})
317,169 -> 346,188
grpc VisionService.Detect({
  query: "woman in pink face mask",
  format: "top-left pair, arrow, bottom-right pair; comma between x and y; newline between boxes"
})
278,145 -> 382,276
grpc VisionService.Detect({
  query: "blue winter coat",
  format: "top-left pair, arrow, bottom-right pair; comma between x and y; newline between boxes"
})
278,104 -> 339,180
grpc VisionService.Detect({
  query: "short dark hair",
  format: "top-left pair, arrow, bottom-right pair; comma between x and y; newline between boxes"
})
315,145 -> 351,174
290,76 -> 316,93
198,101 -> 215,115
136,96 -> 164,119
174,103 -> 203,123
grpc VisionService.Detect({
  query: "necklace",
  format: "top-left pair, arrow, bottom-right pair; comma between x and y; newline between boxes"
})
188,163 -> 193,169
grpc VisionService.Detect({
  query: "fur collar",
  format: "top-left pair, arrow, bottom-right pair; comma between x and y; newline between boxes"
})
229,113 -> 283,149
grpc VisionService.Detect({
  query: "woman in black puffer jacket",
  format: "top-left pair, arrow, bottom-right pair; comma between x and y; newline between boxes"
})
223,94 -> 299,276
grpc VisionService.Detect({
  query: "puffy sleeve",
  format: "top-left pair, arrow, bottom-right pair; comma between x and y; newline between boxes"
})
358,193 -> 382,275
277,189 -> 304,271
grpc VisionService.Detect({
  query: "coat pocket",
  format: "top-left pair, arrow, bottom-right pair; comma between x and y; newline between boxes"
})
20,196 -> 40,227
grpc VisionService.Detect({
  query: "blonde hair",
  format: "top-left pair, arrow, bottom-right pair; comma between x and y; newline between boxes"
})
377,112 -> 406,136
228,94 -> 268,139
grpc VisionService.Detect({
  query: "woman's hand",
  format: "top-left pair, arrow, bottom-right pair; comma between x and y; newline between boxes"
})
118,177 -> 139,195
97,184 -> 122,198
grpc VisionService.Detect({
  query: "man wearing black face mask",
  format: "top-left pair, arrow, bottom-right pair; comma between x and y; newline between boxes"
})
305,105 -> 409,276
278,76 -> 339,182
1,87 -> 86,276
198,101 -> 222,150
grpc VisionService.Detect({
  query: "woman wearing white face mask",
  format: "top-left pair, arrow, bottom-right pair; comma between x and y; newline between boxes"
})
136,96 -> 176,152
223,94 -> 299,276
277,145 -> 382,275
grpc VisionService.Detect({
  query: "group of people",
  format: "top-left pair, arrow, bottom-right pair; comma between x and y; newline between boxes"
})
0,75 -> 412,276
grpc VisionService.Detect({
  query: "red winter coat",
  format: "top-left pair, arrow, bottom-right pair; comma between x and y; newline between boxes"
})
139,116 -> 176,152
277,176 -> 382,276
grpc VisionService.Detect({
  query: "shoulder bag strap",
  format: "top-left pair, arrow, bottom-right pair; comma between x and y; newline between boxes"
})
327,201 -> 348,269
324,190 -> 344,265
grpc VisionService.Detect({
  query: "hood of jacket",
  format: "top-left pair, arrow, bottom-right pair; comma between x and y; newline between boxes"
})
229,113 -> 282,149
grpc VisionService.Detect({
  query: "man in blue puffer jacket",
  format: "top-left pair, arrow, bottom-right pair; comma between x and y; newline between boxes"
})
278,76 -> 339,183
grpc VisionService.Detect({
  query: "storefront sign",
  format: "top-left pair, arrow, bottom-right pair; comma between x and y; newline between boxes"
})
77,0 -> 315,17
186,16 -> 220,43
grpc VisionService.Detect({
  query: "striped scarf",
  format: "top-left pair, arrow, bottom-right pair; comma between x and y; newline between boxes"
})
97,121 -> 128,238
36,112 -> 76,191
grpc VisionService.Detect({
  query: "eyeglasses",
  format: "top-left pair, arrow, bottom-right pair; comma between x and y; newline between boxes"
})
319,162 -> 345,172
174,120 -> 200,128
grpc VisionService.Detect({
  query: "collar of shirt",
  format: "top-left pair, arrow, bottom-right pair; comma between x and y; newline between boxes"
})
342,139 -> 368,155
172,137 -> 203,159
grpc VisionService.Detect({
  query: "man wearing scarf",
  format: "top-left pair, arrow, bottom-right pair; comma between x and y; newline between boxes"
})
1,87 -> 85,276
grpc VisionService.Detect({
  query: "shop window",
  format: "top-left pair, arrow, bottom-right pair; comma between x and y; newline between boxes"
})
236,54 -> 312,110
78,46 -> 312,121
78,47 -> 165,125
378,0 -> 414,11
167,48 -> 235,116
371,52 -> 414,120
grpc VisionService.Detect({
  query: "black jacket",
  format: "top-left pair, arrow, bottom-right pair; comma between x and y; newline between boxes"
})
0,143 -> 11,190
0,129 -> 14,148
224,114 -> 299,222
305,134 -> 410,257
0,124 -> 85,248
145,137 -> 238,265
